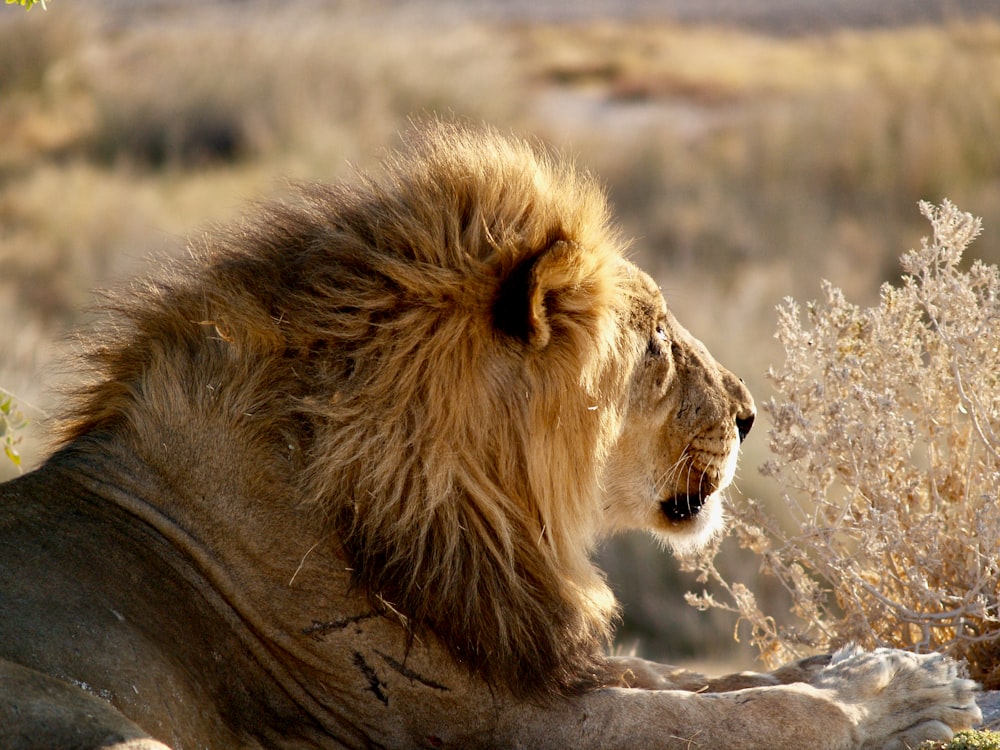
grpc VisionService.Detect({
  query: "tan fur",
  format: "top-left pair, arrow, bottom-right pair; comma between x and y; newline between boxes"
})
1,123 -> 981,749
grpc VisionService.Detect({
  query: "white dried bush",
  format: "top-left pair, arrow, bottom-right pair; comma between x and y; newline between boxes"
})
685,200 -> 1000,687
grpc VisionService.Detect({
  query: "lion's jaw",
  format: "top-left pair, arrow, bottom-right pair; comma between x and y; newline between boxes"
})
653,428 -> 741,554
601,426 -> 739,555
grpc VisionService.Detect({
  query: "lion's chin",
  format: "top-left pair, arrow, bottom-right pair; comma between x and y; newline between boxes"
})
653,492 -> 724,554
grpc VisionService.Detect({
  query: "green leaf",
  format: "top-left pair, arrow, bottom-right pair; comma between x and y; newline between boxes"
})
5,0 -> 48,9
4,444 -> 21,467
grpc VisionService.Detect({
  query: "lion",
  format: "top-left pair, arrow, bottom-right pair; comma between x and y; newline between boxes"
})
0,122 -> 981,749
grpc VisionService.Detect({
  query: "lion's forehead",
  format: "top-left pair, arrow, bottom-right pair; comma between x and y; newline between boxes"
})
617,265 -> 666,332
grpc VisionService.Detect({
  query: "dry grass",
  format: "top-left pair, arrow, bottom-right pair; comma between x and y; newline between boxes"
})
562,22 -> 1000,279
4,4 -> 1000,666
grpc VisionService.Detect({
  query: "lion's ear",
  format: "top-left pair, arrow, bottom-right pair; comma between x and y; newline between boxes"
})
494,240 -> 581,350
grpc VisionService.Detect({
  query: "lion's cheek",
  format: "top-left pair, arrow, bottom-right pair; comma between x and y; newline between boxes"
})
597,457 -> 658,535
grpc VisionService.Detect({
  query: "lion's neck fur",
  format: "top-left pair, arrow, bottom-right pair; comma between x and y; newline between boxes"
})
59,300 -> 619,697
56,123 -> 631,698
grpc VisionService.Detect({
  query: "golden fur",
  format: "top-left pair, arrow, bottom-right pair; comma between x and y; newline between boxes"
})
1,123 -> 981,749
61,124 -> 639,696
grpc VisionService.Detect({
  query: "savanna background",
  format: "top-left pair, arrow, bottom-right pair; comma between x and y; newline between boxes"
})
3,0 -> 1000,673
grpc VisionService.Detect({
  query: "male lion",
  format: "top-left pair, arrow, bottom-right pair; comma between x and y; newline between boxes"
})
0,123 -> 980,749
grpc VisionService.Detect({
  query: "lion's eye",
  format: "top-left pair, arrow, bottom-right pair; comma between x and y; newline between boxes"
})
647,325 -> 670,357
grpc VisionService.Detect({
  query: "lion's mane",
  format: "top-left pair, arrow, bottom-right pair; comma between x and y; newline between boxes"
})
60,123 -> 635,697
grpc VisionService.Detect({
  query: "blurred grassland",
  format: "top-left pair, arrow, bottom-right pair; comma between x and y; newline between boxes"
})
3,4 -> 1000,664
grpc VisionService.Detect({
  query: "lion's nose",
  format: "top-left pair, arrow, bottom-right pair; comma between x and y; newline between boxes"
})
736,412 -> 755,443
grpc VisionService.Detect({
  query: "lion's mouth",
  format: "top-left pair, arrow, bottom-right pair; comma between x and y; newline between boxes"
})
660,492 -> 709,522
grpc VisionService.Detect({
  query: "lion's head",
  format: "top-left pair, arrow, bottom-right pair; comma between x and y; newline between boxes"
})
61,122 -> 754,699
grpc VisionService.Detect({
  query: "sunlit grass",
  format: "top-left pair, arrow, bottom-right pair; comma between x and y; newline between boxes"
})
4,6 -> 1000,663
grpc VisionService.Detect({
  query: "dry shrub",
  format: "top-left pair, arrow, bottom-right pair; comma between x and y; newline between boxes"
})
685,200 -> 1000,686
